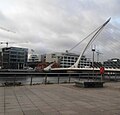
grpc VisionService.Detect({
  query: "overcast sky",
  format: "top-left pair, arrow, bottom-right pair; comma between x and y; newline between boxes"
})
0,0 -> 120,61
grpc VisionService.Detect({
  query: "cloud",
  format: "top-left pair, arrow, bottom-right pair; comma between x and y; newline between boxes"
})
0,0 -> 120,61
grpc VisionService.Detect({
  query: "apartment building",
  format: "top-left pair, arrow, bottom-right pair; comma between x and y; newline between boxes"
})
44,52 -> 91,68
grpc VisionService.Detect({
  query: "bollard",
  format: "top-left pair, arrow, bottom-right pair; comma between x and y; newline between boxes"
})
58,76 -> 60,84
115,74 -> 117,82
69,74 -> 71,83
13,75 -> 16,87
30,76 -> 33,85
45,75 -> 47,85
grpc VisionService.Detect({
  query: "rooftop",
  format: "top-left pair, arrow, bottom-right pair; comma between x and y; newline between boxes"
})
0,82 -> 120,115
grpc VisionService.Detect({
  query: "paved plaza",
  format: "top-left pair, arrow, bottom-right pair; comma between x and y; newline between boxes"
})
0,82 -> 120,115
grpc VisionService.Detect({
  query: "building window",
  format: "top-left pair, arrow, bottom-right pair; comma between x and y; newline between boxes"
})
52,54 -> 56,58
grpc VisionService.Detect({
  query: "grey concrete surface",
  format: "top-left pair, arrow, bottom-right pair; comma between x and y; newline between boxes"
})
0,82 -> 120,115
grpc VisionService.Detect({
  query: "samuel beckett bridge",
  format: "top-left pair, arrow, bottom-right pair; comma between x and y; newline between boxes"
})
43,17 -> 120,75
0,18 -> 120,85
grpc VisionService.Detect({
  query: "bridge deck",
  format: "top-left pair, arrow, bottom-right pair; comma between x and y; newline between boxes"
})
0,82 -> 120,115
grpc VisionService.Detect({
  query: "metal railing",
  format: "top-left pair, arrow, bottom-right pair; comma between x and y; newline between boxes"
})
0,72 -> 120,86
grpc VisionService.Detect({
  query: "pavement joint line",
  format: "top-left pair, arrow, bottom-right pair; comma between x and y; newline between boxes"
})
24,85 -> 61,114
3,86 -> 5,115
12,86 -> 25,115
20,86 -> 44,115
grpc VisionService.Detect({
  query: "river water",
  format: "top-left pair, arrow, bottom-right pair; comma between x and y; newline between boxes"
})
0,75 -> 119,86
0,75 -> 79,85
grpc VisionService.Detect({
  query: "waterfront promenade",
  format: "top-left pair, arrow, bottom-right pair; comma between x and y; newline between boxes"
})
0,82 -> 120,115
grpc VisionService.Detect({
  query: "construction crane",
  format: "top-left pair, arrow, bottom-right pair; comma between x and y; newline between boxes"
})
0,41 -> 28,47
0,26 -> 16,47
0,42 -> 15,47
0,26 -> 16,33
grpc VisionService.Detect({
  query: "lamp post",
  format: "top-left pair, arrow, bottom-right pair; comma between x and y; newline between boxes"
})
92,47 -> 95,78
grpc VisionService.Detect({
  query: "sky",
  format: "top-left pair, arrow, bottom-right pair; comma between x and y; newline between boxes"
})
0,0 -> 120,61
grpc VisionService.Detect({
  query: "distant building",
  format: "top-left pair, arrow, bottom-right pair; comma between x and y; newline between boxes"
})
103,58 -> 120,69
27,54 -> 41,69
1,47 -> 28,69
44,52 -> 91,68
28,54 -> 40,62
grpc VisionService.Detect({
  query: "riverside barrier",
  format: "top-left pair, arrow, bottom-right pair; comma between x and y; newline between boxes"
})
0,72 -> 120,86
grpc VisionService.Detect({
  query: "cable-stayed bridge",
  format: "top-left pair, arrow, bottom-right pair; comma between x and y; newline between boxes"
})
44,18 -> 117,73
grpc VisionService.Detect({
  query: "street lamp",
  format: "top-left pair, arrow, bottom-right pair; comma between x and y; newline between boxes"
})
92,47 -> 95,78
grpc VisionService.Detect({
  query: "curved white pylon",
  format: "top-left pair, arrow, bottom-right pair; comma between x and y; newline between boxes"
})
70,18 -> 111,68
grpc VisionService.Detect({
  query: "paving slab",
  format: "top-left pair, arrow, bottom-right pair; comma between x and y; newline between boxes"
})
0,82 -> 120,115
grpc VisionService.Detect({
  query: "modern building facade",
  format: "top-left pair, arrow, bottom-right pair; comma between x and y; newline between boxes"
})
103,58 -> 120,69
1,47 -> 28,69
28,54 -> 40,62
44,52 -> 91,68
27,54 -> 41,69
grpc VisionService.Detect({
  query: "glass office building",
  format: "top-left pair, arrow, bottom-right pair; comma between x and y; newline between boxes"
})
1,47 -> 28,69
